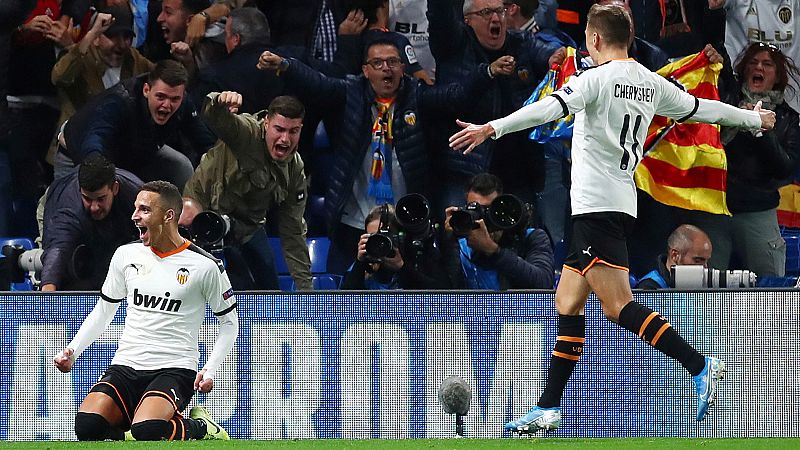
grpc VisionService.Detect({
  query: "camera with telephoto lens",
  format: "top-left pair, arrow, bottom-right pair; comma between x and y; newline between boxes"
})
671,265 -> 757,289
365,203 -> 399,260
179,210 -> 232,253
450,194 -> 526,237
366,194 -> 438,262
1,244 -> 92,289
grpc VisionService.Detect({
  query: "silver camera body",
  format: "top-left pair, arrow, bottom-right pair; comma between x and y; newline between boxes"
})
671,265 -> 757,289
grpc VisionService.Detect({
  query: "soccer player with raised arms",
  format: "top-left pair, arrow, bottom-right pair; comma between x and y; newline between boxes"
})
449,3 -> 776,434
54,181 -> 238,441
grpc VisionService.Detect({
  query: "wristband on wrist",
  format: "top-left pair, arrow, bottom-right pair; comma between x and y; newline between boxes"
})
198,11 -> 211,25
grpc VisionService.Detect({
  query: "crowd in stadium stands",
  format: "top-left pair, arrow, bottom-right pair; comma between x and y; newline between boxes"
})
2,0 -> 800,291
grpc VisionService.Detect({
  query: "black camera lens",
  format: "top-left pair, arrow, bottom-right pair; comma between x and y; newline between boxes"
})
450,204 -> 482,236
365,233 -> 395,259
192,211 -> 229,246
396,193 -> 431,237
487,194 -> 524,230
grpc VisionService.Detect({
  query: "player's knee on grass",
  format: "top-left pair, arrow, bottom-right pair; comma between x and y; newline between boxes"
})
74,412 -> 113,441
130,419 -> 172,441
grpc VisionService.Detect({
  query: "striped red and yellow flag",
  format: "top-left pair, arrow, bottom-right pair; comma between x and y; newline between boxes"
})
634,51 -> 731,215
778,183 -> 800,228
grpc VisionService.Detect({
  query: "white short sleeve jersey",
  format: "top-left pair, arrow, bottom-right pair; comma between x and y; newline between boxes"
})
101,241 -> 236,371
550,59 -> 701,217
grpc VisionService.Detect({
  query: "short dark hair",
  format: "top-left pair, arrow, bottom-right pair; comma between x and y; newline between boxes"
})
78,153 -> 117,192
181,0 -> 210,15
363,38 -> 401,64
586,3 -> 632,49
140,181 -> 183,217
267,96 -> 305,120
364,203 -> 397,230
510,0 -> 540,18
229,7 -> 271,46
466,173 -> 503,197
147,59 -> 188,87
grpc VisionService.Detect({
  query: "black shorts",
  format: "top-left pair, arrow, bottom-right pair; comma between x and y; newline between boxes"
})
562,212 -> 635,275
89,365 -> 196,426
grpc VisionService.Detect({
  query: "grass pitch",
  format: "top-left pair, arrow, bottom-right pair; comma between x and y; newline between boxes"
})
4,439 -> 800,450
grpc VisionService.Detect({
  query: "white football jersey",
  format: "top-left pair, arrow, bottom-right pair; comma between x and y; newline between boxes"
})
723,0 -> 799,111
551,59 -> 702,217
101,241 -> 236,371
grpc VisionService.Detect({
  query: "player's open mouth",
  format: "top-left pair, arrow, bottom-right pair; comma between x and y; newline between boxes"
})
490,25 -> 501,38
155,110 -> 170,121
382,75 -> 393,85
137,226 -> 148,240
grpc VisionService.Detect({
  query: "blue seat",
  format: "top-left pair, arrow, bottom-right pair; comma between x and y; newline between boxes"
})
0,237 -> 35,291
269,237 -> 290,275
785,234 -> 800,276
313,274 -> 342,290
278,275 -> 295,291
270,237 -> 340,290
307,237 -> 331,273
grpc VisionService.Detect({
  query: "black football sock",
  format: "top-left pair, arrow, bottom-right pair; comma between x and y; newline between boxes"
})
618,300 -> 706,376
538,314 -> 585,408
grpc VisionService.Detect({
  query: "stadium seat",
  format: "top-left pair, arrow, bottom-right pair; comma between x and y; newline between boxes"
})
757,276 -> 798,288
269,237 -> 341,290
0,237 -> 35,291
307,237 -> 331,273
268,237 -> 290,275
553,239 -> 568,270
278,275 -> 295,291
313,274 -> 342,290
784,233 -> 800,276
304,194 -> 327,237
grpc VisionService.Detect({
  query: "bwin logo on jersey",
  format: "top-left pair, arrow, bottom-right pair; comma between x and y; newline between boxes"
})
176,268 -> 189,285
133,289 -> 182,312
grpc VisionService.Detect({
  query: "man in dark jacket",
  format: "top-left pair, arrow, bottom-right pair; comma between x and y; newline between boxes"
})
442,173 -> 554,289
57,59 -> 216,190
192,7 -> 284,114
257,38 -> 498,274
41,153 -> 141,291
427,0 -> 564,210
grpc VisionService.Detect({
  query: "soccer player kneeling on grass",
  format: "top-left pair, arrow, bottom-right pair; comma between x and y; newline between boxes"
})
54,181 -> 238,441
449,3 -> 776,434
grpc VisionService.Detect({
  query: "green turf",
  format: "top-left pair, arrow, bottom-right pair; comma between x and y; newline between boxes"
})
3,439 -> 800,450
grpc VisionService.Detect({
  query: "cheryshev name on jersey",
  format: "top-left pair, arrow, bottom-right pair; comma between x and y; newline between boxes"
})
614,84 -> 655,102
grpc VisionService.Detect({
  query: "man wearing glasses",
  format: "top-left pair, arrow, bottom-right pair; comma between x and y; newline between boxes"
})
257,39 -> 509,275
427,0 -> 567,223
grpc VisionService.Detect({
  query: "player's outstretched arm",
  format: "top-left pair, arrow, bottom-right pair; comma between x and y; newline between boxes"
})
449,120 -> 496,155
53,348 -> 74,373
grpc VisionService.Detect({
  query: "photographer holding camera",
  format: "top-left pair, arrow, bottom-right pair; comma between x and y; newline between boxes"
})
40,153 -> 142,291
181,93 -> 312,291
636,224 -> 713,290
442,173 -> 554,290
341,199 -> 451,290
